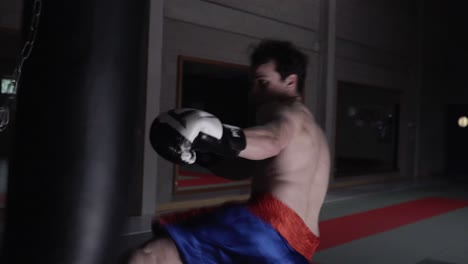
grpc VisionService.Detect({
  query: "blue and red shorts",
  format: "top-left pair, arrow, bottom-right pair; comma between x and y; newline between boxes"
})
153,193 -> 319,263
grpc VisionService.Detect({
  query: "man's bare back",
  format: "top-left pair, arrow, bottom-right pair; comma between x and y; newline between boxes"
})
246,99 -> 330,235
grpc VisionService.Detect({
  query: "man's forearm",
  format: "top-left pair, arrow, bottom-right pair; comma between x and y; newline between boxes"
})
202,157 -> 255,181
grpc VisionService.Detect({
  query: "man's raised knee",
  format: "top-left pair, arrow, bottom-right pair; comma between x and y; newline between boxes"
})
128,238 -> 182,264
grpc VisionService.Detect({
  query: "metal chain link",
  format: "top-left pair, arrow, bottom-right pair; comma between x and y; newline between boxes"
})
0,0 -> 42,132
12,0 -> 43,93
0,107 -> 9,132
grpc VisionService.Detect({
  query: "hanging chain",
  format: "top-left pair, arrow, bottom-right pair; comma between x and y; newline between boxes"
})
0,0 -> 42,132
12,0 -> 43,93
0,107 -> 8,132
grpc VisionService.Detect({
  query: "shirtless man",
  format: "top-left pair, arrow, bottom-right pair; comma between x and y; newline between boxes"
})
129,39 -> 330,264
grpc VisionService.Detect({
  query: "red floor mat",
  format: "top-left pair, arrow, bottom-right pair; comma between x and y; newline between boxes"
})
317,197 -> 468,251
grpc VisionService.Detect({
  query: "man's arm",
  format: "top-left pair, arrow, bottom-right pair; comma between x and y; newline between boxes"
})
238,107 -> 303,160
198,156 -> 258,181
197,106 -> 304,179
150,106 -> 302,178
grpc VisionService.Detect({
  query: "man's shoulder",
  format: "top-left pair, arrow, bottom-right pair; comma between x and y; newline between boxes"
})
279,100 -> 312,120
258,98 -> 312,123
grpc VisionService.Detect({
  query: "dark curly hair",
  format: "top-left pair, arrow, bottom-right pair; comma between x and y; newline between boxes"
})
250,39 -> 308,96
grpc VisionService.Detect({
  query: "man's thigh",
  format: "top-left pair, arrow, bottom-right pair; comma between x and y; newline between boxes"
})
127,237 -> 183,264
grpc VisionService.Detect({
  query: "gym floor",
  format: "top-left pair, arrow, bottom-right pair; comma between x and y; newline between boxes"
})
1,178 -> 467,264
313,180 -> 468,264
119,178 -> 468,264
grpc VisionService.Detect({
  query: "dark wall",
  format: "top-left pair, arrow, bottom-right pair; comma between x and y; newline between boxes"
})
0,30 -> 21,76
335,0 -> 420,180
418,1 -> 468,178
0,0 -> 23,158
444,2 -> 468,179
446,2 -> 468,103
0,0 -> 23,75
418,0 -> 449,178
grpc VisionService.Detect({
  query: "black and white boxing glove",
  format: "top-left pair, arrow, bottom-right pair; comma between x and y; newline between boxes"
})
150,109 -> 246,165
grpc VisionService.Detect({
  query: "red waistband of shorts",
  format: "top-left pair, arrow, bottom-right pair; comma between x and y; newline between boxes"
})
247,193 -> 320,261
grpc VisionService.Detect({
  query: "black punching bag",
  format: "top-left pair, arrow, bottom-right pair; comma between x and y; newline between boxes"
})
1,0 -> 148,263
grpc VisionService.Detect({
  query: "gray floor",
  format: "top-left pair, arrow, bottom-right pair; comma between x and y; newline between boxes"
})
118,178 -> 468,264
313,180 -> 468,264
1,178 -> 467,263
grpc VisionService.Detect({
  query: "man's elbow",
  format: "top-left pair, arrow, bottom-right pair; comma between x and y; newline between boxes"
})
239,131 -> 285,160
263,136 -> 284,158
